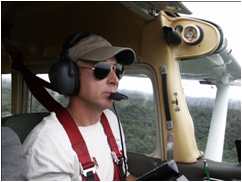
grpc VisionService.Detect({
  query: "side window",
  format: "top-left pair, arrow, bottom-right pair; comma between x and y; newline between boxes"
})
182,80 -> 216,151
1,74 -> 12,117
27,74 -> 69,113
182,79 -> 241,163
115,73 -> 159,155
223,86 -> 241,162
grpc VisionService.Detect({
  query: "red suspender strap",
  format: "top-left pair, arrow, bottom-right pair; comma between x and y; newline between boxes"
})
56,110 -> 99,181
101,113 -> 124,180
58,111 -> 123,181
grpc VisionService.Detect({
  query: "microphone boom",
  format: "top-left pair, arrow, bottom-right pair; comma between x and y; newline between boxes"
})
109,92 -> 128,101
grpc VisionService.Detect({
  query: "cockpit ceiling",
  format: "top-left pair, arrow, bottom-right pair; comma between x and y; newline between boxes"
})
2,1 -> 191,22
2,2 -> 192,72
2,2 -> 191,68
121,2 -> 191,20
2,2 -> 146,66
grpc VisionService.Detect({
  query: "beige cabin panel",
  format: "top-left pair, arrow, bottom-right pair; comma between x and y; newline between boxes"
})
160,12 -> 221,59
140,16 -> 201,162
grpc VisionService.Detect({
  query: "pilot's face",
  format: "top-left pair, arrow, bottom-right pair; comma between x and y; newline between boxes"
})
78,57 -> 120,111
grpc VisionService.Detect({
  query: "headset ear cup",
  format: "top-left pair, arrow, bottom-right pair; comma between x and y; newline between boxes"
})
49,60 -> 80,96
49,32 -> 91,96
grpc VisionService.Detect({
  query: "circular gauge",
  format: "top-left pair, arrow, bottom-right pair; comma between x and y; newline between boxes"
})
182,24 -> 203,45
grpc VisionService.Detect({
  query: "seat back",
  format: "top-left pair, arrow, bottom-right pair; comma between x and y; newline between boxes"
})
2,112 -> 49,143
1,127 -> 27,180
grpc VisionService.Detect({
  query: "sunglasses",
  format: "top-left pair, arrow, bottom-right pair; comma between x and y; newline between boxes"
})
79,62 -> 124,80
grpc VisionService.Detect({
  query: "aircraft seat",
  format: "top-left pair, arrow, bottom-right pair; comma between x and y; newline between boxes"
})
2,112 -> 49,143
1,127 -> 27,180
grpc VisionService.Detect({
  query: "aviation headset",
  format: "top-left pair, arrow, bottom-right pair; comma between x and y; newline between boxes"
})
49,32 -> 91,96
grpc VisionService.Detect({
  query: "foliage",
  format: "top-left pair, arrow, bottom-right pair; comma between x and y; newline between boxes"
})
115,91 -> 157,154
1,78 -> 12,117
187,97 -> 241,163
117,91 -> 241,163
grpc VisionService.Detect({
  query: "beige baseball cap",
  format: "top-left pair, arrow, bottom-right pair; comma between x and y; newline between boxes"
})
68,34 -> 136,65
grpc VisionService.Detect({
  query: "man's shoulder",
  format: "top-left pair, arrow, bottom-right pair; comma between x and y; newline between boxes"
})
103,109 -> 119,128
23,112 -> 70,150
27,112 -> 63,136
103,109 -> 120,133
22,113 -> 79,180
103,109 -> 117,121
103,109 -> 125,151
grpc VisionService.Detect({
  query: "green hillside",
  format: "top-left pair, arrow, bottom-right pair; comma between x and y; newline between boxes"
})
117,90 -> 241,163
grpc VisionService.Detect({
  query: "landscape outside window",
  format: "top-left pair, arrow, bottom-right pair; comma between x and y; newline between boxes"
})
1,74 -> 12,117
27,74 -> 69,113
182,79 -> 241,163
116,75 -> 158,155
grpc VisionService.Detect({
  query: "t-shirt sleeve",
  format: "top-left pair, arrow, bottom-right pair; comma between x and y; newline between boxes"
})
23,114 -> 81,180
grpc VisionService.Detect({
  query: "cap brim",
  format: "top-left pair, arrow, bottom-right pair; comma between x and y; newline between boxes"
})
80,46 -> 136,65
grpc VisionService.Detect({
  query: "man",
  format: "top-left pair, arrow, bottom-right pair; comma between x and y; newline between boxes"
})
23,33 -> 136,180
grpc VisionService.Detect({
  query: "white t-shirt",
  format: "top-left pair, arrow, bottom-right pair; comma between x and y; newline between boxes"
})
23,109 -> 127,181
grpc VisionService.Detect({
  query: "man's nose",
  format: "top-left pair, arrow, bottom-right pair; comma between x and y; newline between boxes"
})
107,68 -> 119,86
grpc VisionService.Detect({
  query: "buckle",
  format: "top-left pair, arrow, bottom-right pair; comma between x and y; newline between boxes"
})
111,151 -> 122,165
80,163 -> 97,177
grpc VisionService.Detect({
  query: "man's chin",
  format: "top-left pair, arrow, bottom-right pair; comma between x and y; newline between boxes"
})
98,99 -> 113,110
104,100 -> 113,109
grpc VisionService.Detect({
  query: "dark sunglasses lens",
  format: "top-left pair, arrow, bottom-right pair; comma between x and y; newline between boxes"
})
115,64 -> 124,79
94,63 -> 110,80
